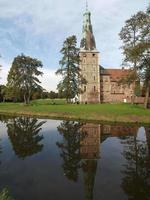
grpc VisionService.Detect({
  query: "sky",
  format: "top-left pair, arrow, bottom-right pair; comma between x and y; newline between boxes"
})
0,0 -> 149,91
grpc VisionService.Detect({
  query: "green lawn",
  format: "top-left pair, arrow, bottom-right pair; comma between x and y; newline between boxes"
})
0,99 -> 149,124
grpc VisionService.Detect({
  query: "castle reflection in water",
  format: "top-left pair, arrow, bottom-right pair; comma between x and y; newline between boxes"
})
80,123 -> 139,160
0,117 -> 150,200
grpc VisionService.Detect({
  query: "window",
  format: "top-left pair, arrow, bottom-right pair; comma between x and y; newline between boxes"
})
94,76 -> 95,80
84,86 -> 86,92
93,54 -> 95,57
94,86 -> 96,92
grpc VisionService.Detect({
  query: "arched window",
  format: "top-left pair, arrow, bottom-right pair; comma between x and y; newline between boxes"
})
94,86 -> 96,92
84,86 -> 86,92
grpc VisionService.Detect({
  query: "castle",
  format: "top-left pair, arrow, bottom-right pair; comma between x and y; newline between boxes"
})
79,6 -> 134,103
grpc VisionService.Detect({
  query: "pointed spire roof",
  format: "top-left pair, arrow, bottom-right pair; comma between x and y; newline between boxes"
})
80,2 -> 96,51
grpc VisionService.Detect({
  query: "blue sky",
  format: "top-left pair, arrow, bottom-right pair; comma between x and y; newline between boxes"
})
0,0 -> 149,91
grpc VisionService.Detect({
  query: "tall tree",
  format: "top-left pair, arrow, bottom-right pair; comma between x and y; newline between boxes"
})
119,6 -> 150,108
121,134 -> 150,200
7,117 -> 45,159
56,121 -> 83,182
7,54 -> 43,104
0,85 -> 6,102
56,35 -> 86,103
0,188 -> 14,200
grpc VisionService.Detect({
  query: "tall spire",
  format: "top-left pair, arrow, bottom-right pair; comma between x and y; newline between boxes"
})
86,0 -> 88,11
80,2 -> 96,51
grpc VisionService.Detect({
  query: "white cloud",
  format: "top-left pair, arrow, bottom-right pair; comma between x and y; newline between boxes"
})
0,0 -> 149,79
40,68 -> 61,92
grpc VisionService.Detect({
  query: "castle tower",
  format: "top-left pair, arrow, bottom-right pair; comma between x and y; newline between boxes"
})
79,3 -> 100,103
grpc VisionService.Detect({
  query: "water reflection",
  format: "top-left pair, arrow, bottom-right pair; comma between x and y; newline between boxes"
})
121,129 -> 150,200
0,116 -> 150,200
57,122 -> 150,200
57,122 -> 100,200
56,121 -> 84,182
0,138 -> 2,165
6,117 -> 45,159
145,127 -> 150,154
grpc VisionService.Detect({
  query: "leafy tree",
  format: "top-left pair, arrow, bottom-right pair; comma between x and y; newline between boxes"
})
31,85 -> 44,100
0,188 -> 14,200
0,85 -> 6,102
7,117 -> 45,159
7,54 -> 43,104
56,121 -> 85,182
121,134 -> 150,200
119,6 -> 150,108
56,35 -> 86,103
81,160 -> 98,200
49,91 -> 58,99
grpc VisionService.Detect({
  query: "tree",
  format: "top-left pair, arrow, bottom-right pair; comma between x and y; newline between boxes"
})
0,188 -> 14,200
119,7 -> 150,108
7,117 -> 45,159
121,134 -> 150,200
56,121 -> 85,182
81,160 -> 98,200
56,35 -> 86,103
0,85 -> 6,102
49,90 -> 58,99
7,54 -> 43,104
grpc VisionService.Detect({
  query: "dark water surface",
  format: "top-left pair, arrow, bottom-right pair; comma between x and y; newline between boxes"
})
0,116 -> 150,200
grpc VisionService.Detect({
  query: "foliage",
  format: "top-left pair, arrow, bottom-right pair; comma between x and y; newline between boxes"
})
56,121 -> 84,181
121,133 -> 150,200
0,85 -> 6,102
6,54 -> 43,104
56,121 -> 98,199
0,188 -> 14,200
119,6 -> 150,108
7,117 -> 45,159
49,91 -> 58,99
56,35 -> 86,103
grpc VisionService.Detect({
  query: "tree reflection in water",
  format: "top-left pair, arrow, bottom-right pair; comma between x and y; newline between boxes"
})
121,128 -> 150,200
81,160 -> 97,200
0,138 -> 2,165
7,117 -> 45,159
56,121 -> 85,182
57,121 -> 99,200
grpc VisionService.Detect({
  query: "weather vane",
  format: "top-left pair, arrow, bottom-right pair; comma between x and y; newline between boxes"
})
86,0 -> 88,11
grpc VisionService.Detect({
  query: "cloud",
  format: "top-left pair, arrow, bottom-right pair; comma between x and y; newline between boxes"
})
40,68 -> 61,92
0,0 -> 149,90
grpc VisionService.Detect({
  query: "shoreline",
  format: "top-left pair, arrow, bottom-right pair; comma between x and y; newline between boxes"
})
0,110 -> 150,126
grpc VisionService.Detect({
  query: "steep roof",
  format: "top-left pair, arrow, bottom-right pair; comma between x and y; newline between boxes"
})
101,68 -> 130,81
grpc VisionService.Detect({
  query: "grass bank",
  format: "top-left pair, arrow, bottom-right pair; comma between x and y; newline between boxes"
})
0,99 -> 150,124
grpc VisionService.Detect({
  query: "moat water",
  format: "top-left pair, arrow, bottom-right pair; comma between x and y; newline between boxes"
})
0,115 -> 150,200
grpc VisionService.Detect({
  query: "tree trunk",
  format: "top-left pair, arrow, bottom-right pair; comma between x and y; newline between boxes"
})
27,90 -> 31,104
131,80 -> 136,104
24,94 -> 27,104
131,95 -> 135,104
145,127 -> 150,155
144,81 -> 150,109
